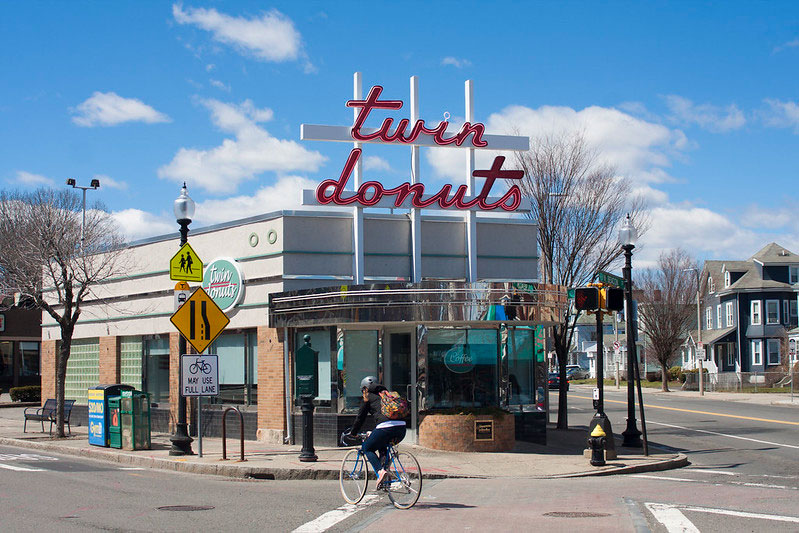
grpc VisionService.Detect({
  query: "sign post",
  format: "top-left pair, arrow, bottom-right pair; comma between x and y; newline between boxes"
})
181,354 -> 219,457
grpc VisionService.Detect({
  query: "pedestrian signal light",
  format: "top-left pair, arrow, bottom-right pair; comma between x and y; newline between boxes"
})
604,287 -> 624,312
574,287 -> 599,311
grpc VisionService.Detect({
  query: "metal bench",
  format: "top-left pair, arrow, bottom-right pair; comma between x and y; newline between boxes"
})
23,399 -> 75,435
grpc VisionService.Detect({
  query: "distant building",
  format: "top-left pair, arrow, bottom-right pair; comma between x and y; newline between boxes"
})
0,296 -> 41,393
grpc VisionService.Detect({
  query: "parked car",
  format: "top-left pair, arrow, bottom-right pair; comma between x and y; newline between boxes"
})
548,373 -> 569,391
566,365 -> 589,380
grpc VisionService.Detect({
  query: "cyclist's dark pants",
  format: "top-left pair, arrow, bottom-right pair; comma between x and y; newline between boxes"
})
361,425 -> 406,474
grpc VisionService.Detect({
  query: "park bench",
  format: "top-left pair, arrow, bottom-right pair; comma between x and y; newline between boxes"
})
23,399 -> 75,435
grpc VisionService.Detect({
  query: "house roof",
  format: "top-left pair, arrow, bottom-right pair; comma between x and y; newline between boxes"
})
749,242 -> 799,265
686,326 -> 736,345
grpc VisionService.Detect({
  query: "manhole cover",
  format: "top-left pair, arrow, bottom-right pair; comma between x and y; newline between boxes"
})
157,506 -> 215,512
543,512 -> 611,518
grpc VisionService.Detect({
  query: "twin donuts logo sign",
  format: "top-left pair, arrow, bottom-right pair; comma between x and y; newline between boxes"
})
301,82 -> 530,212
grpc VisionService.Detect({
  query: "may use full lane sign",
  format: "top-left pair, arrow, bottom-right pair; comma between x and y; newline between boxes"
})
181,354 -> 219,397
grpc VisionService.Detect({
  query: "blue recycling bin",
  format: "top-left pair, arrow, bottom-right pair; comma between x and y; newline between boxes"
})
88,384 -> 135,446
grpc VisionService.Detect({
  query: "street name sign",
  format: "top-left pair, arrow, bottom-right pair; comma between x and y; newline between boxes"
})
170,242 -> 203,282
181,354 -> 219,397
170,287 -> 229,353
597,270 -> 624,289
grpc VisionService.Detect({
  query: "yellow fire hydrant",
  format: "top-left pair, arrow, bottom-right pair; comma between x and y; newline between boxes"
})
588,425 -> 606,466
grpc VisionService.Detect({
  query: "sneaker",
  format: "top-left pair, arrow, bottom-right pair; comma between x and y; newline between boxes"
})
375,470 -> 391,490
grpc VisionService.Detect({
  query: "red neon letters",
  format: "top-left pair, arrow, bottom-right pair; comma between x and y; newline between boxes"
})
316,149 -> 523,211
315,85 -> 523,211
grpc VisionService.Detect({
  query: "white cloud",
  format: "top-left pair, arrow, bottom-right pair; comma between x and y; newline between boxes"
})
172,4 -> 310,69
92,174 -> 128,190
15,171 -> 54,186
363,155 -> 391,172
112,209 -> 175,242
427,104 -> 688,190
209,79 -> 231,92
761,99 -> 799,132
441,56 -> 472,68
664,95 -> 745,133
71,92 -> 170,127
158,98 -> 326,194
773,38 -> 799,53
194,175 -> 324,225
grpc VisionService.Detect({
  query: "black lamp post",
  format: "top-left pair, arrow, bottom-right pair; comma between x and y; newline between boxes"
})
619,214 -> 643,448
169,182 -> 195,456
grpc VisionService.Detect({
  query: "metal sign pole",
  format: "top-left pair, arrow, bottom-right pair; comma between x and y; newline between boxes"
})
198,396 -> 203,458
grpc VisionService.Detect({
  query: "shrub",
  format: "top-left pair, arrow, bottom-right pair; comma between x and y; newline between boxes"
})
668,366 -> 684,382
645,372 -> 659,382
9,385 -> 41,403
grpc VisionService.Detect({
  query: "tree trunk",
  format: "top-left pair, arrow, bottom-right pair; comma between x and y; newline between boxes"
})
554,325 -> 569,429
661,365 -> 670,392
55,335 -> 72,438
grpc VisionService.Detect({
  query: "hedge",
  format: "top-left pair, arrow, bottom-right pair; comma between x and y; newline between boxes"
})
9,385 -> 41,403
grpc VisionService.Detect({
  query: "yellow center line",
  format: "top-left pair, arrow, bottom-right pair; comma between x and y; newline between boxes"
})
570,394 -> 799,426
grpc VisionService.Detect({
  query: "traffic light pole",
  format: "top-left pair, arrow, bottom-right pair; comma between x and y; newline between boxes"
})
595,309 -> 605,417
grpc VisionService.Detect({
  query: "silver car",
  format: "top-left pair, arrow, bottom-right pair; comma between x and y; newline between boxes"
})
566,365 -> 589,380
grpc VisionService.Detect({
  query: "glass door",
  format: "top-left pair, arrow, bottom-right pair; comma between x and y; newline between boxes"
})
384,330 -> 417,443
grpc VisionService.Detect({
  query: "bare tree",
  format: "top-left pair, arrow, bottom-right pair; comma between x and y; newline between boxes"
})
514,132 -> 647,429
0,188 -> 126,436
635,249 -> 696,391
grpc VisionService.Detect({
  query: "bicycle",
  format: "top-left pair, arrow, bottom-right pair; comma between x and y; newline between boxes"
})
339,430 -> 422,509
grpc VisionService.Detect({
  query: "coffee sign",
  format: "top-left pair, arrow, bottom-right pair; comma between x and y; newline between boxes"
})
201,258 -> 244,312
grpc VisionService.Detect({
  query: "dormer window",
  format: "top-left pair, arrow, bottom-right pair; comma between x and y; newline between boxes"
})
790,266 -> 798,285
707,275 -> 715,293
724,271 -> 730,288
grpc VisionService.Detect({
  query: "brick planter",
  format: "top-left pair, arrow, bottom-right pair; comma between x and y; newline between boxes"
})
418,411 -> 515,452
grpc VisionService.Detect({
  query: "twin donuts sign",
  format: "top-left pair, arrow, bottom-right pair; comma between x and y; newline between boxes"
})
301,84 -> 530,211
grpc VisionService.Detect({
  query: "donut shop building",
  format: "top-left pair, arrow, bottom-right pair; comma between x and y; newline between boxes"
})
42,76 -> 567,450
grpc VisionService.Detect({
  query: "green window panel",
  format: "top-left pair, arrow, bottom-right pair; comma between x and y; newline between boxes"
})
65,339 -> 100,405
120,336 -> 143,390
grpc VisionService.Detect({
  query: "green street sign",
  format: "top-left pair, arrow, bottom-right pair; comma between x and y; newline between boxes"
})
597,270 -> 624,289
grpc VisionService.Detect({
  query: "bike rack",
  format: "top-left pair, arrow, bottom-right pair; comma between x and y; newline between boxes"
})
221,406 -> 246,462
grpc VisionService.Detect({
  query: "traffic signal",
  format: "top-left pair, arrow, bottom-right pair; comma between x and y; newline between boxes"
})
574,287 -> 599,310
604,287 -> 624,311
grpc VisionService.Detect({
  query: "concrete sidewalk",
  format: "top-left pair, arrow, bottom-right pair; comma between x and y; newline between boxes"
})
0,403 -> 686,481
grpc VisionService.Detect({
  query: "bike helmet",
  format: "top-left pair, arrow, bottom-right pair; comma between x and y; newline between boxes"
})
360,375 -> 379,391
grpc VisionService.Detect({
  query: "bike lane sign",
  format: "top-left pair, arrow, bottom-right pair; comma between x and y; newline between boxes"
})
181,354 -> 219,397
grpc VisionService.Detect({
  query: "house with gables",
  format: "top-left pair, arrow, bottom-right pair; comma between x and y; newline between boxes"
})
684,243 -> 799,374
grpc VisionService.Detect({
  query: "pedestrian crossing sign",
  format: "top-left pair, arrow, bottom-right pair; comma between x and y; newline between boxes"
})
170,287 -> 229,353
170,242 -> 203,282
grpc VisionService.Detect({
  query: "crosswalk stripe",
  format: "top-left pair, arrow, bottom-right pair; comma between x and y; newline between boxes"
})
0,463 -> 45,472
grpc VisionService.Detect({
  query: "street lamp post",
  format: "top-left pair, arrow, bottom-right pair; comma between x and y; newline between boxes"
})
619,214 -> 642,448
169,183 -> 195,456
66,178 -> 100,251
684,268 -> 704,396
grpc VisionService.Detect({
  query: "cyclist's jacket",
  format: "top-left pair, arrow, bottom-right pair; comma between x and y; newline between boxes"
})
351,384 -> 406,433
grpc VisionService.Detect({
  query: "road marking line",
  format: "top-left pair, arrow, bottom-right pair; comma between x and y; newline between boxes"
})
292,495 -> 379,532
119,467 -> 146,470
678,505 -> 799,523
644,503 -> 699,533
686,469 -> 735,476
650,420 -> 799,450
731,481 -> 796,490
0,463 -> 45,472
633,474 -> 706,483
571,394 -> 799,426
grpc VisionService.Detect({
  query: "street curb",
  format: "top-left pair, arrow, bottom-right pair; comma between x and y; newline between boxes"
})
0,435 -> 687,481
0,402 -> 38,409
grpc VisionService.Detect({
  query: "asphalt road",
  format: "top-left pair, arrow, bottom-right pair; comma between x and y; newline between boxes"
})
2,389 -> 798,532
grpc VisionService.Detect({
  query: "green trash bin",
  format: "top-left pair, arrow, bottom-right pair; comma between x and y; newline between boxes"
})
108,396 -> 122,449
120,390 -> 151,451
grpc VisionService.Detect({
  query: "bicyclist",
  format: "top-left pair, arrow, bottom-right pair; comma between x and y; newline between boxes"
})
348,376 -> 406,488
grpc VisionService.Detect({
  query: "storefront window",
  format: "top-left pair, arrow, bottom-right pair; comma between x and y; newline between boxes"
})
143,336 -> 170,404
426,328 -> 498,409
19,342 -> 40,376
206,331 -> 258,405
0,341 -> 12,378
342,330 -> 379,410
506,328 -> 534,405
295,329 -> 332,402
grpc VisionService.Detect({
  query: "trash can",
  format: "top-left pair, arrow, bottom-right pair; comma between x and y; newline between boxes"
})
88,384 -> 135,447
108,395 -> 123,449
120,390 -> 151,450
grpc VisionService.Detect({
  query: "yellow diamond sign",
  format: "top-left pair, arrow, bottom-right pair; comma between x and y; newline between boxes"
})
170,242 -> 203,282
170,287 -> 229,353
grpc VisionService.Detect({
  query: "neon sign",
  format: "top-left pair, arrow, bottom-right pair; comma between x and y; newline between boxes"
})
311,85 -> 525,212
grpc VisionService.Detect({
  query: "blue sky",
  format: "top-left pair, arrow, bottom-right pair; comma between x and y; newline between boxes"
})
1,1 -> 798,267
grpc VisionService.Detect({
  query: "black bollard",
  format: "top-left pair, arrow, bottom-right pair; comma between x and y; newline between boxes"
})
298,395 -> 318,462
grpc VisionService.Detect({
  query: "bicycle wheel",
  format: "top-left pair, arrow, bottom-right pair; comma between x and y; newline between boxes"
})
339,449 -> 368,504
386,450 -> 422,509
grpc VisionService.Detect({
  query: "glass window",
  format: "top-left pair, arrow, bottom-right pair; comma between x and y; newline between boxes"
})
792,301 -> 798,321
751,300 -> 761,325
507,327 -> 535,405
751,340 -> 762,366
296,329 -> 332,402
65,338 -> 100,405
725,302 -> 734,327
784,300 -> 790,325
726,343 -> 735,367
767,339 -> 780,365
120,337 -> 142,390
342,330 -> 379,410
427,328 -> 498,409
790,266 -> 798,284
143,336 -> 170,404
706,306 -> 713,330
724,271 -> 730,288
766,300 -> 779,325
716,304 -> 722,329
206,331 -> 258,405
20,342 -> 40,376
0,341 -> 13,378
708,275 -> 715,293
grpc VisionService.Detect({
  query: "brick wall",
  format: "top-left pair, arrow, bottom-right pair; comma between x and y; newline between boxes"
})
41,340 -> 58,405
168,332 -> 180,433
256,326 -> 286,443
98,336 -> 120,384
419,413 -> 515,452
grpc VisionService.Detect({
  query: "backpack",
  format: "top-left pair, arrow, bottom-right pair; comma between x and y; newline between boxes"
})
379,390 -> 410,420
